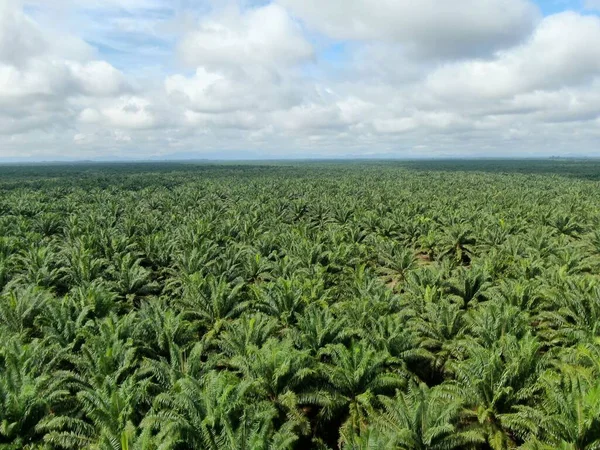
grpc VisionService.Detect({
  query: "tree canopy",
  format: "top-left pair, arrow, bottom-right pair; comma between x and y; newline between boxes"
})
1,160 -> 600,449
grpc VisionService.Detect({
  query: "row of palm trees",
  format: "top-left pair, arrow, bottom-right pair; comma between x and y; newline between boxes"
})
1,163 -> 600,449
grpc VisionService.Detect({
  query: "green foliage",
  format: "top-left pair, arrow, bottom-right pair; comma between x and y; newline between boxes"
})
2,160 -> 600,449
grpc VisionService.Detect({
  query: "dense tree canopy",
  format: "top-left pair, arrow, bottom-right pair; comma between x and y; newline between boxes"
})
1,160 -> 600,449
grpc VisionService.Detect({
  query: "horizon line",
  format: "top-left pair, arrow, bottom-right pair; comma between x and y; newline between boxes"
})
0,155 -> 596,166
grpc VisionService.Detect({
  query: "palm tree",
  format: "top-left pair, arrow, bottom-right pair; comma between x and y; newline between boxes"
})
131,299 -> 194,361
109,252 -> 154,302
355,382 -> 483,450
242,251 -> 274,284
253,277 -> 316,328
494,279 -> 543,313
74,314 -> 140,388
59,240 -> 107,289
143,371 -> 298,450
67,280 -> 117,319
467,299 -> 529,349
292,304 -> 348,356
364,313 -> 425,368
317,341 -> 405,444
525,227 -> 557,260
0,287 -> 52,337
438,224 -> 476,265
1,337 -> 77,449
409,299 -> 466,382
547,214 -> 583,238
524,368 -> 600,450
35,295 -> 93,349
40,375 -> 151,450
175,273 -> 246,344
445,267 -> 491,309
417,231 -> 438,261
33,212 -> 63,238
12,245 -> 61,290
228,338 -> 315,433
169,242 -> 219,283
340,426 -> 396,450
375,241 -> 417,290
537,279 -> 600,346
139,231 -> 173,272
551,247 -> 593,276
402,268 -> 446,312
447,334 -> 547,449
218,313 -> 278,359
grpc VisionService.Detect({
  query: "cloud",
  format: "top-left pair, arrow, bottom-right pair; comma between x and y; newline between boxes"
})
426,12 -> 600,100
3,0 -> 600,160
22,0 -> 177,77
165,67 -> 303,115
2,0 -> 94,64
0,0 -> 47,66
79,96 -> 159,130
273,103 -> 348,132
0,0 -> 131,138
163,3 -> 315,130
179,3 -> 313,70
277,0 -> 539,59
23,0 -> 169,12
68,61 -> 130,97
584,0 -> 600,10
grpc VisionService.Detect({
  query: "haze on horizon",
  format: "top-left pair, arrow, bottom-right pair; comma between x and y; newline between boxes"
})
2,0 -> 600,161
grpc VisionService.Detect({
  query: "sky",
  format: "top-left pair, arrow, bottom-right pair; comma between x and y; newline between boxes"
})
2,0 -> 600,160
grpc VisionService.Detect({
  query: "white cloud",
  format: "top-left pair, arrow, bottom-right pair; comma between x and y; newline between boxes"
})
0,0 -> 47,66
0,0 -> 131,138
78,108 -> 102,124
183,109 -> 260,130
278,0 -> 539,59
86,96 -> 159,130
179,4 -> 313,70
427,12 -> 600,100
273,103 -> 347,132
68,61 -> 130,97
165,67 -> 302,115
373,118 -> 418,134
3,0 -> 600,160
1,0 -> 94,65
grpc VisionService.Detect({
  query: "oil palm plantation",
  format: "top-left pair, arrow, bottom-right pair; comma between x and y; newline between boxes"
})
2,161 -> 600,449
